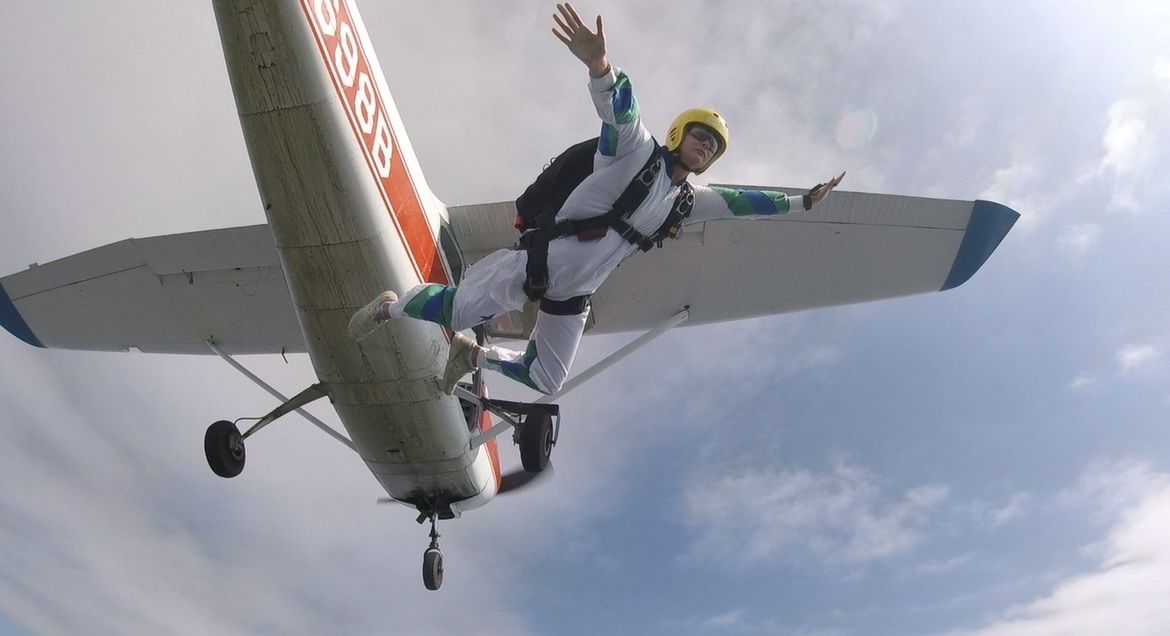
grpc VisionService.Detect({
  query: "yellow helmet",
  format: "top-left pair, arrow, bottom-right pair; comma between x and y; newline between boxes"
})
665,107 -> 729,174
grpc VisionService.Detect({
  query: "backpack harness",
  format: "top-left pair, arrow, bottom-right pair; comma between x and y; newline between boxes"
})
514,137 -> 695,311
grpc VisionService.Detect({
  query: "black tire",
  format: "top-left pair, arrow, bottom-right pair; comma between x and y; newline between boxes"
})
519,411 -> 553,473
205,420 -> 245,478
423,547 -> 444,591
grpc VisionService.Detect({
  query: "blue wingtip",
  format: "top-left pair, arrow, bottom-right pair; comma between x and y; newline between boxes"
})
0,280 -> 45,348
941,200 -> 1020,291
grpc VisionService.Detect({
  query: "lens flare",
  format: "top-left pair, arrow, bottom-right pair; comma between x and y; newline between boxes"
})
835,109 -> 878,149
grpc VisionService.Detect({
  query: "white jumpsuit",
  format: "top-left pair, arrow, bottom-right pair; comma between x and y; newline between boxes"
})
395,66 -> 802,394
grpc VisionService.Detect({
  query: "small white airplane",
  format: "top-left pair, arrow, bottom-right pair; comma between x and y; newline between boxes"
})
0,0 -> 1017,591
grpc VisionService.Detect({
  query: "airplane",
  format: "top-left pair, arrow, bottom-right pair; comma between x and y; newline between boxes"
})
0,0 -> 1018,591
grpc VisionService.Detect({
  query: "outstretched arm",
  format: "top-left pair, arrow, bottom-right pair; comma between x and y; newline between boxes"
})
687,172 -> 849,224
552,3 -> 610,78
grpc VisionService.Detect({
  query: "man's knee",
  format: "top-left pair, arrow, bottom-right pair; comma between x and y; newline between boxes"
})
530,363 -> 566,396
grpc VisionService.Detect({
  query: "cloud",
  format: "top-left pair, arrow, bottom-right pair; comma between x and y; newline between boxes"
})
1069,371 -> 1097,391
1070,342 -> 1164,390
1096,97 -> 1167,212
681,457 -> 947,567
989,492 -> 1031,528
0,351 -> 543,636
940,461 -> 1170,636
978,150 -> 1052,234
1156,56 -> 1170,82
1056,223 -> 1102,257
1115,343 -> 1161,375
1100,99 -> 1151,178
691,608 -> 842,636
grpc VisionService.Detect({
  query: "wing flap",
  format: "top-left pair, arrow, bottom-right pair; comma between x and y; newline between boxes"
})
1,225 -> 305,355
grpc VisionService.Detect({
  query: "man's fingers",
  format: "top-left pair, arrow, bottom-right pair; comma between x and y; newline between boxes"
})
566,3 -> 585,28
562,3 -> 585,30
553,13 -> 570,34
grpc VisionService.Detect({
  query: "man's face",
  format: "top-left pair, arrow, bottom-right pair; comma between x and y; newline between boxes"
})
679,124 -> 721,171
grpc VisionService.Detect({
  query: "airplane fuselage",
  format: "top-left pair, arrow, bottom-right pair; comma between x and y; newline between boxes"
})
213,0 -> 500,517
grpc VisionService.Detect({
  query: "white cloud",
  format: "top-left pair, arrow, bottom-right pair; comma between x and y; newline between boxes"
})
1097,99 -> 1162,212
1069,371 -> 1097,391
978,151 -> 1052,234
1056,223 -> 1102,257
681,458 -> 947,567
0,351 -> 544,636
1115,343 -> 1161,374
702,609 -> 748,630
989,492 -> 1031,528
1155,56 -> 1170,82
940,461 -> 1170,636
1100,99 -> 1151,177
1071,343 -> 1163,390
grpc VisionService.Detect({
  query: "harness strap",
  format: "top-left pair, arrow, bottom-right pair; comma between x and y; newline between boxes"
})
521,142 -> 692,301
540,295 -> 590,316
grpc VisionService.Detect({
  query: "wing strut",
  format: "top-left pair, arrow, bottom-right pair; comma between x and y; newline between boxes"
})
205,340 -> 357,453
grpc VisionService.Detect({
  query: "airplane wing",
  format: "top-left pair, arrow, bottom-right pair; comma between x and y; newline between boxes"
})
447,187 -> 1018,339
0,225 -> 305,355
3,188 -> 1017,352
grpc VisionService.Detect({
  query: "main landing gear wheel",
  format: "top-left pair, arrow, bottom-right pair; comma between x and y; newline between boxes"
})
519,410 -> 554,473
205,420 -> 245,478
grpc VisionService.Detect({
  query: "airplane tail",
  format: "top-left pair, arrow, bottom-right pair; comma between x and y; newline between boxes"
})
215,0 -> 454,289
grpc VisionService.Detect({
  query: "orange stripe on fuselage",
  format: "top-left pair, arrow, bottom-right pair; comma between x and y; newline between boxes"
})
479,409 -> 502,490
300,0 -> 449,285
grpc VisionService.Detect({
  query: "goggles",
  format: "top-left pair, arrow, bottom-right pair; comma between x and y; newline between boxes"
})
686,125 -> 721,152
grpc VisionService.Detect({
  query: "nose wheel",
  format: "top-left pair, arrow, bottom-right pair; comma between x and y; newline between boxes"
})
422,514 -> 444,591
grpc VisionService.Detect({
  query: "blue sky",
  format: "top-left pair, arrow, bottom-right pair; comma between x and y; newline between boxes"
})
2,1 -> 1169,635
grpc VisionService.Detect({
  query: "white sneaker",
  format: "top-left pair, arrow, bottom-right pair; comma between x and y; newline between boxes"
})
348,291 -> 398,342
442,332 -> 481,395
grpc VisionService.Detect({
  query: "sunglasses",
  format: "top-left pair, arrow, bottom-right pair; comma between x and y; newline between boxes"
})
686,126 -> 720,152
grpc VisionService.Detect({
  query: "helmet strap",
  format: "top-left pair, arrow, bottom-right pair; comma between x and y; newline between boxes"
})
670,149 -> 700,174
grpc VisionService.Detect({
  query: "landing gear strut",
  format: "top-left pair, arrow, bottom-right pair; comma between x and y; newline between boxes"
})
459,393 -> 560,475
203,383 -> 328,478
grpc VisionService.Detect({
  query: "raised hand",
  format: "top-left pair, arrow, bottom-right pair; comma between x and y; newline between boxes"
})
552,3 -> 609,77
808,171 -> 846,208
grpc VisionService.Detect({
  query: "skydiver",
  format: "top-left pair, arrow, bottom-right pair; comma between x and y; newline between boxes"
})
349,2 -> 845,396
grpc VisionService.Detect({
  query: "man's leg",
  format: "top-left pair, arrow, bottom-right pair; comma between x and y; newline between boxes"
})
347,251 -> 590,395
349,249 -> 527,340
479,298 -> 589,395
389,284 -> 456,328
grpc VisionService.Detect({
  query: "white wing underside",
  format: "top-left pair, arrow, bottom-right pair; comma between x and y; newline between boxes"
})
0,225 -> 302,355
0,188 -> 1017,354
452,187 -> 1018,339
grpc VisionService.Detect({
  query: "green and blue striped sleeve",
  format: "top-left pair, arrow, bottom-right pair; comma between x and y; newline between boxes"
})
591,68 -> 646,158
685,185 -> 796,224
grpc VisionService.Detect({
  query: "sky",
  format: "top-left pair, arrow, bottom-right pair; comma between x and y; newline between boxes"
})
1,1 -> 1169,635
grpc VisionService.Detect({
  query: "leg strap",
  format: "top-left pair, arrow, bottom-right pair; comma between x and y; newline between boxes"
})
521,232 -> 549,302
540,295 -> 590,316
